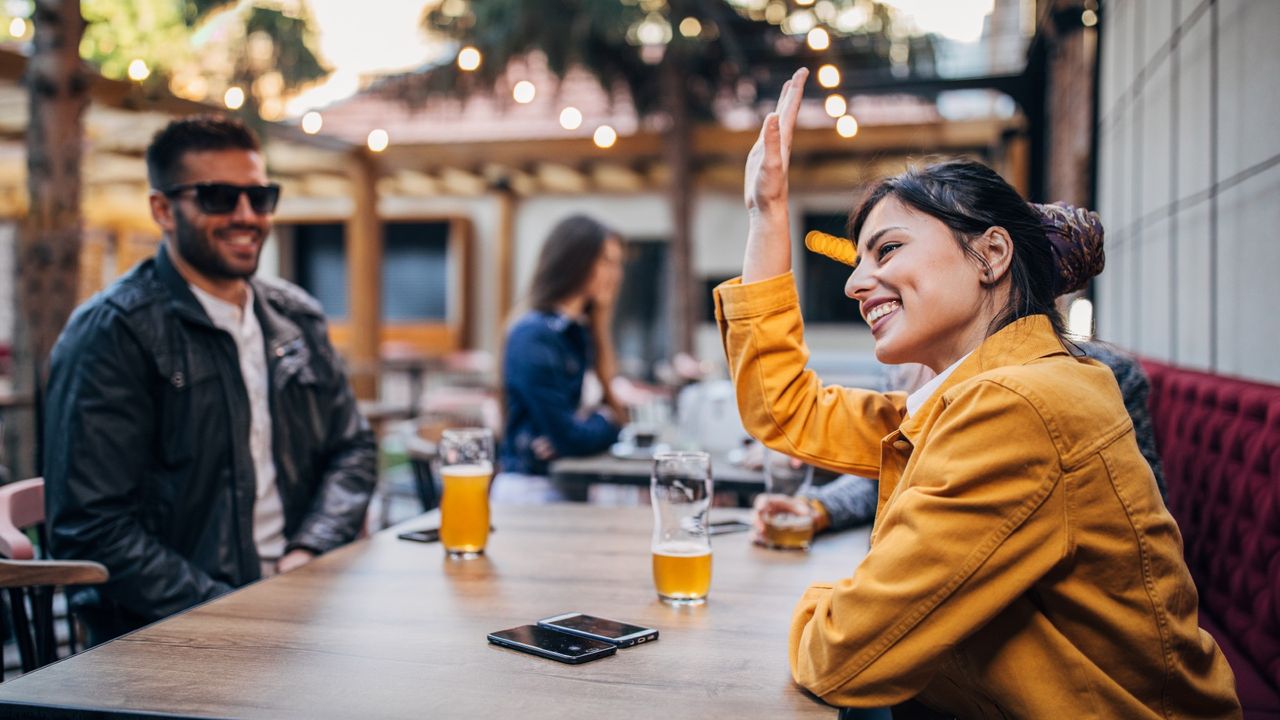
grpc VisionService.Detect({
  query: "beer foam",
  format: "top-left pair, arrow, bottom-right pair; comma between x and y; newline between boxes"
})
767,512 -> 815,531
442,462 -> 493,477
653,541 -> 712,558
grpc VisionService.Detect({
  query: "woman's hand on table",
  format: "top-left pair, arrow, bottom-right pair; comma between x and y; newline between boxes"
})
532,436 -> 558,461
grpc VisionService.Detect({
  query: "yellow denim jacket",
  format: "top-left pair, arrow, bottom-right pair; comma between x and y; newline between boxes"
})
715,272 -> 1240,719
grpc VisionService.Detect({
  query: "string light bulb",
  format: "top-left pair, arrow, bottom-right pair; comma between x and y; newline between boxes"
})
559,107 -> 583,130
824,94 -> 847,118
301,111 -> 323,135
817,64 -> 840,88
223,87 -> 245,110
807,27 -> 830,51
127,59 -> 150,82
836,114 -> 859,138
593,125 -> 618,149
367,129 -> 389,152
513,80 -> 536,104
457,46 -> 481,71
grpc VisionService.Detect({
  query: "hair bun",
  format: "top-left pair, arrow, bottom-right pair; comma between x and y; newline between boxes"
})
1033,202 -> 1105,295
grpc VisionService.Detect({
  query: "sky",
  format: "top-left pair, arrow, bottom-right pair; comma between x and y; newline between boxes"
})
286,0 -> 443,116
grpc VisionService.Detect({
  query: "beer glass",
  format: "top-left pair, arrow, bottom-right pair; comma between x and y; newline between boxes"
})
439,428 -> 494,559
650,451 -> 713,606
760,447 -> 816,551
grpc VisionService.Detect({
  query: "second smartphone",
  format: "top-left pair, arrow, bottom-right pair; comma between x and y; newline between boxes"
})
487,625 -> 616,664
537,612 -> 659,648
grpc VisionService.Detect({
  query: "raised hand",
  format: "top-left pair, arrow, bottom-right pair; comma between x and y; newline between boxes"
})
742,68 -> 808,283
745,68 -> 808,214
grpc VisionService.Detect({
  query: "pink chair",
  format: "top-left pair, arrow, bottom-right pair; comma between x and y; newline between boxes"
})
0,478 -> 107,679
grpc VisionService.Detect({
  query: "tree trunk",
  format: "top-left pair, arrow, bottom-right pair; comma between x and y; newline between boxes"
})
659,57 -> 695,357
8,0 -> 89,479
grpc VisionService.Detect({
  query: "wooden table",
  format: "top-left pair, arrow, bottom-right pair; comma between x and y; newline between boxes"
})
0,505 -> 869,719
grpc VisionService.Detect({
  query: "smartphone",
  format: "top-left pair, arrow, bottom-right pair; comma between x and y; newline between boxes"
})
397,528 -> 439,543
537,613 -> 659,648
398,525 -> 496,543
487,624 -> 617,664
709,519 -> 751,536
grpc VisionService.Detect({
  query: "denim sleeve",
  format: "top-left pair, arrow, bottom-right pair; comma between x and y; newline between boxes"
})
507,331 -> 620,458
801,474 -> 879,531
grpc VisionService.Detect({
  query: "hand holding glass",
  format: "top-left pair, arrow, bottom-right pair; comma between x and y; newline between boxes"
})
439,428 -> 494,559
759,447 -> 815,551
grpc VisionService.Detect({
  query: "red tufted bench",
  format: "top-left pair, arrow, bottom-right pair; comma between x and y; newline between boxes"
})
1141,359 -> 1280,718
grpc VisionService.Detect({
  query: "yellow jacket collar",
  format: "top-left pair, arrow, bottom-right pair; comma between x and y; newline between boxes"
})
898,315 -> 1068,442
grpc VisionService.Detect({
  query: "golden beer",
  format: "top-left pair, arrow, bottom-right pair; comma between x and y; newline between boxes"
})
652,543 -> 712,603
762,511 -> 814,551
440,463 -> 492,556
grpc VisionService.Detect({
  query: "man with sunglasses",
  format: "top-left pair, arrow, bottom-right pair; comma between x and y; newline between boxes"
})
43,116 -> 376,644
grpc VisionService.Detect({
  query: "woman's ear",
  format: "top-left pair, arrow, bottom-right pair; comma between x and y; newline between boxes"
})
976,226 -> 1014,285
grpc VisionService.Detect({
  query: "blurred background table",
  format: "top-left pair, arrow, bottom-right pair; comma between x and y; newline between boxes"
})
0,504 -> 868,719
550,452 -> 765,506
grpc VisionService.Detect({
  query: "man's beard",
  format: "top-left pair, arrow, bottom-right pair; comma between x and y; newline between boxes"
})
173,207 -> 262,281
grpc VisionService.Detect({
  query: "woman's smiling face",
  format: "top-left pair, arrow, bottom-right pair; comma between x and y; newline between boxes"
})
844,197 -> 998,372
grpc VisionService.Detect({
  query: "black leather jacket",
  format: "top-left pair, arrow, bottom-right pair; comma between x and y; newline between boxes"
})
44,244 -> 376,640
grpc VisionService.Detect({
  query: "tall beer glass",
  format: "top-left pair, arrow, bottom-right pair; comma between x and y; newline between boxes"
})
439,428 -> 494,559
651,451 -> 713,606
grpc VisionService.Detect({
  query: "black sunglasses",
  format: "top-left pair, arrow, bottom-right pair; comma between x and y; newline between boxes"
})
163,182 -> 281,215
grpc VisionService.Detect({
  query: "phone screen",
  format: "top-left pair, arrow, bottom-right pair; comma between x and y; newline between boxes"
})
488,625 -> 616,663
544,614 -> 649,640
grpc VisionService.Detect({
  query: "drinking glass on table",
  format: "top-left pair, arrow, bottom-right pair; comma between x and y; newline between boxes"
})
439,428 -> 494,559
650,451 -> 713,606
759,447 -> 816,551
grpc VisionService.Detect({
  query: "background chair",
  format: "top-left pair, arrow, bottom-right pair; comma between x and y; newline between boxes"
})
0,477 -> 108,679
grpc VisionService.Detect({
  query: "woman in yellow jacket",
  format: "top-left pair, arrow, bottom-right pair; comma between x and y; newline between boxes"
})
716,68 -> 1241,718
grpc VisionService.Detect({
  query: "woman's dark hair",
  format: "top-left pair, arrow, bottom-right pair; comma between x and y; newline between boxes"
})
528,215 -> 617,312
848,159 -> 1065,338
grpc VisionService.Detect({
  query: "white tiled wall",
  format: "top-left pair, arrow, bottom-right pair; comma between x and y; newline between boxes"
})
1096,0 -> 1280,384
1172,201 -> 1212,370
0,223 -> 12,347
1216,0 -> 1280,181
1215,163 -> 1280,381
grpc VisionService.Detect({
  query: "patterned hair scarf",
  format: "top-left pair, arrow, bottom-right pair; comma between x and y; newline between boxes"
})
1031,201 -> 1105,295
803,202 -> 1106,296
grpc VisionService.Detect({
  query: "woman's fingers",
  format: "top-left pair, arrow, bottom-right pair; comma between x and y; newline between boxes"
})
777,68 -> 808,161
773,78 -> 792,115
745,68 -> 806,211
761,113 -> 781,169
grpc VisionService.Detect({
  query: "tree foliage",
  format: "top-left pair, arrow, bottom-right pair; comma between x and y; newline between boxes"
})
398,0 -> 936,120
77,0 -> 329,117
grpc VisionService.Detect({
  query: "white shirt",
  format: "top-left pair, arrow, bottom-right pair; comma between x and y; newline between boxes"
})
905,352 -> 972,418
189,283 -> 286,566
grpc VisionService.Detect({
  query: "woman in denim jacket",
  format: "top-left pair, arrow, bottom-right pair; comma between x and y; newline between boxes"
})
497,215 -> 625,501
